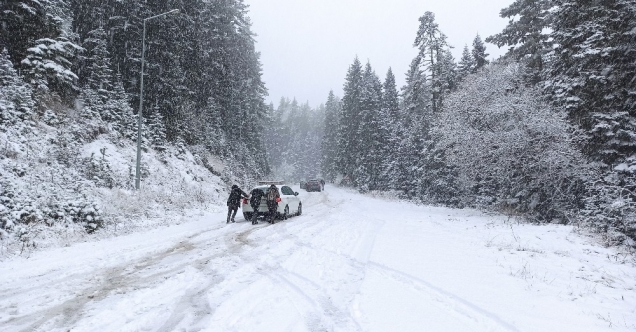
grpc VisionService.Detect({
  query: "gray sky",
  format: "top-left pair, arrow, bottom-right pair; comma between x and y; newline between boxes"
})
245,0 -> 514,107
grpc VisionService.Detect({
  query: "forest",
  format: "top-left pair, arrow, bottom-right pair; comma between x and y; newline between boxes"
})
276,0 -> 636,246
0,0 -> 269,247
1,0 -> 635,248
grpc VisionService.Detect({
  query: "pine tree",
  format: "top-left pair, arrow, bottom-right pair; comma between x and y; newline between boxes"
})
84,27 -> 113,94
380,68 -> 401,190
338,57 -> 364,180
147,105 -> 167,151
457,45 -> 475,80
486,0 -> 553,82
471,34 -> 489,72
108,72 -> 136,140
354,62 -> 385,191
21,37 -> 81,98
546,0 -> 636,165
0,0 -> 59,69
390,56 -> 431,195
414,11 -> 451,113
438,49 -> 458,93
321,91 -> 341,182
0,49 -> 35,127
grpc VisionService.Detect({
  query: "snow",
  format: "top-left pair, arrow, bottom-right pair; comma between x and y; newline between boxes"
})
0,185 -> 635,331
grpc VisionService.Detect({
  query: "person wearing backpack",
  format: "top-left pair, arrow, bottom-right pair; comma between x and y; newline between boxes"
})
227,185 -> 249,223
266,184 -> 281,224
249,188 -> 265,225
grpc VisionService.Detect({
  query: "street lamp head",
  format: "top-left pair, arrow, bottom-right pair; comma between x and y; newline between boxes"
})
169,9 -> 180,14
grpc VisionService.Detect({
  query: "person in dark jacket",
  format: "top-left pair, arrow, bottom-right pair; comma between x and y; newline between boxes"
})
227,185 -> 248,223
249,188 -> 265,225
266,185 -> 281,224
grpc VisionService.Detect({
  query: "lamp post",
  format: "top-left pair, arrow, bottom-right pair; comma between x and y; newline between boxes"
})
135,9 -> 179,190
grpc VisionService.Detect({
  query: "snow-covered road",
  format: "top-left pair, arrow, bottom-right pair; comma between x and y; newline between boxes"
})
1,186 -> 635,331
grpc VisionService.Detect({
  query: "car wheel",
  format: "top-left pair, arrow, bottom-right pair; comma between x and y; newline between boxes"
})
243,212 -> 252,221
282,205 -> 289,220
297,203 -> 302,216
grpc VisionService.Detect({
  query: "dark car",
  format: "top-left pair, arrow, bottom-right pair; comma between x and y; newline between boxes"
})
306,179 -> 323,192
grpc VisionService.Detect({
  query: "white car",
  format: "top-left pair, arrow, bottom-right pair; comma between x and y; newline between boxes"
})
242,185 -> 302,221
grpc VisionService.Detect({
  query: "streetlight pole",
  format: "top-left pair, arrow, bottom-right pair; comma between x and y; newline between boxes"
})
135,9 -> 179,190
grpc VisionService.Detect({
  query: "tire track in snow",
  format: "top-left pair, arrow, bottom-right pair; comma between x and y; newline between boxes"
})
284,269 -> 365,332
272,211 -> 384,331
5,225 -> 235,332
9,240 -> 202,331
155,272 -> 224,332
368,261 -> 519,332
279,215 -> 518,332
0,224 -> 224,300
269,271 -> 327,332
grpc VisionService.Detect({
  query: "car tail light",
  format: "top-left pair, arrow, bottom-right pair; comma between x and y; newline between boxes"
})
242,198 -> 248,205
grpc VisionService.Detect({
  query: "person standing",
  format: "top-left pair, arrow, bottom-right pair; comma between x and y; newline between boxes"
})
249,188 -> 265,225
266,184 -> 281,224
227,185 -> 248,223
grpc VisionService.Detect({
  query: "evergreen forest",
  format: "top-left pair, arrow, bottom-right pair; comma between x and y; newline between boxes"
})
315,1 -> 636,246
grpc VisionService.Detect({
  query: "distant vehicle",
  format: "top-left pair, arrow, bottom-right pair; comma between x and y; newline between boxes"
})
300,180 -> 307,189
305,179 -> 323,192
242,184 -> 302,221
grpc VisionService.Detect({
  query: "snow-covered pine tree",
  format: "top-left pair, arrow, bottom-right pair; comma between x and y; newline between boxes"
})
546,0 -> 636,165
0,0 -> 59,70
390,56 -> 431,196
379,68 -> 400,190
80,27 -> 115,122
354,62 -> 385,191
457,45 -> 475,81
471,34 -> 489,72
78,88 -> 102,120
546,0 -> 636,244
108,72 -> 137,140
437,48 -> 458,94
84,27 -> 112,95
414,11 -> 451,113
21,37 -> 81,99
147,105 -> 167,151
486,0 -> 553,82
338,57 -> 364,181
321,91 -> 341,182
0,49 -> 35,128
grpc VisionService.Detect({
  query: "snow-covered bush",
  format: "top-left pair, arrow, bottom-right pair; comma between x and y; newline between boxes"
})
435,63 -> 591,222
82,149 -> 116,189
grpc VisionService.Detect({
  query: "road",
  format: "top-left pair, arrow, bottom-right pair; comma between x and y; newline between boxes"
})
1,185 -> 635,331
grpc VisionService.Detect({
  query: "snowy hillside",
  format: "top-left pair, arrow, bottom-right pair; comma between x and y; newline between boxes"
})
1,186 -> 634,331
0,119 -> 231,255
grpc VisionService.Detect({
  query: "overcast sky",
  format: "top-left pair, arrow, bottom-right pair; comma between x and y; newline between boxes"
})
244,0 -> 514,108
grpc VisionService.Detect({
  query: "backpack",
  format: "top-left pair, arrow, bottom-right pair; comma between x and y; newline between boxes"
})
267,187 -> 278,201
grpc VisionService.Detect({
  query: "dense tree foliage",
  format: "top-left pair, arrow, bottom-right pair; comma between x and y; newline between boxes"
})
486,0 -> 552,81
1,0 -> 269,178
436,63 -> 589,221
0,0 -> 270,238
317,4 -> 636,246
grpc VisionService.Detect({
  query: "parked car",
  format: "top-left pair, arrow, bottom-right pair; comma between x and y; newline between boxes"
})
305,179 -> 323,192
242,184 -> 302,221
